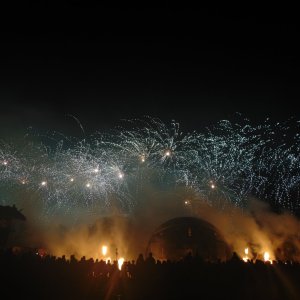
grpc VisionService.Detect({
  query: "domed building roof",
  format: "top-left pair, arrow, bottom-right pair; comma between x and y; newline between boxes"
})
146,217 -> 232,262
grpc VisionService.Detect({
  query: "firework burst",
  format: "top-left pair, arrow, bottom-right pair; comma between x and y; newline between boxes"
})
1,117 -> 300,216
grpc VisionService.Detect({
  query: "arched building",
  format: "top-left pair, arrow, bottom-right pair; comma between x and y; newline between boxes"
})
146,217 -> 232,262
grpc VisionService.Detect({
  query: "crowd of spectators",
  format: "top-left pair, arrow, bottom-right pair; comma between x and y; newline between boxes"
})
1,249 -> 300,300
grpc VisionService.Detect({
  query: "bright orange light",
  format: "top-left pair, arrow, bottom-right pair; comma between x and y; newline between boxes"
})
263,251 -> 273,264
264,252 -> 269,261
243,248 -> 249,262
102,245 -> 108,256
263,252 -> 270,262
118,257 -> 125,270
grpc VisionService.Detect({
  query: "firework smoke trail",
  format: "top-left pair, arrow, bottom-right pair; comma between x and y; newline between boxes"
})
1,117 -> 300,217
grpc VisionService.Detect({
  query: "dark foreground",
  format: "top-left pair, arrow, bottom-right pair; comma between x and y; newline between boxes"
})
1,250 -> 300,300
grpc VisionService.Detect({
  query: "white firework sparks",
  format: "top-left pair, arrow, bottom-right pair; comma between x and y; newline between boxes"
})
1,116 -> 300,216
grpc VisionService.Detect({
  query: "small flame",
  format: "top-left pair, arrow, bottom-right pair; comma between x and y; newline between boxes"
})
102,245 -> 108,256
243,248 -> 249,262
263,251 -> 272,263
118,257 -> 125,270
264,252 -> 269,261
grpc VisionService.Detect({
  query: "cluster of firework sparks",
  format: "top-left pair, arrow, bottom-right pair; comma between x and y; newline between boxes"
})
1,116 -> 300,216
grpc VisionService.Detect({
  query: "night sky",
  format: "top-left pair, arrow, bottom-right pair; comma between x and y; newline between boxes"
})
1,4 -> 299,138
2,4 -> 300,268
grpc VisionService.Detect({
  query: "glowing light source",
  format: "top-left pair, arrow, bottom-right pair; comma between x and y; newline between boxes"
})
118,257 -> 124,270
70,178 -> 74,182
264,252 -> 270,261
93,168 -> 99,173
41,181 -> 47,186
118,172 -> 124,179
165,150 -> 171,157
263,251 -> 272,263
243,248 -> 249,262
86,183 -> 91,188
102,245 -> 108,256
3,160 -> 8,166
211,184 -> 215,189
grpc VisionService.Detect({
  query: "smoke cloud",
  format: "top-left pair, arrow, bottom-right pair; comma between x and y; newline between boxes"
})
8,186 -> 300,263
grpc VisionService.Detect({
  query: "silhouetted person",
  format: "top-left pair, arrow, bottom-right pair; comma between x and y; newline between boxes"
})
146,252 -> 155,265
136,253 -> 144,265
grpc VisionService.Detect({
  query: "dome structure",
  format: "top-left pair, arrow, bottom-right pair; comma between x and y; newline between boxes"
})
146,217 -> 232,262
